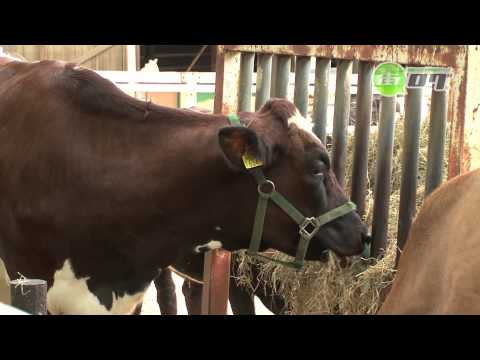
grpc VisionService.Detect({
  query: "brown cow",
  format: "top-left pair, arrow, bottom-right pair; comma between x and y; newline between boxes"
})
379,169 -> 480,314
0,57 -> 368,314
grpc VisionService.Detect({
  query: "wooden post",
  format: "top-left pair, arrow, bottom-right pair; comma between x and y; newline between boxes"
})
200,46 -> 241,315
10,279 -> 47,315
201,250 -> 231,315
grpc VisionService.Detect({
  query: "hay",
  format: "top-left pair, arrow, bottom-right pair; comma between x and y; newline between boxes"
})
233,111 -> 450,315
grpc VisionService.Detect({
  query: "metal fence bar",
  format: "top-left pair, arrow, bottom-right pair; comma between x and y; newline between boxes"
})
331,60 -> 353,189
425,88 -> 448,197
397,88 -> 423,264
350,61 -> 374,217
293,56 -> 311,117
371,96 -> 397,258
272,55 -> 291,99
238,52 -> 255,112
312,58 -> 331,144
255,54 -> 273,111
270,55 -> 278,99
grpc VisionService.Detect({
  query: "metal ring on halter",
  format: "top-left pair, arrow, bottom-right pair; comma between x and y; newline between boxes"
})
257,180 -> 276,198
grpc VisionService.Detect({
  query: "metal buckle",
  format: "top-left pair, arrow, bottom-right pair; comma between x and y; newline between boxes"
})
299,217 -> 320,240
257,180 -> 276,198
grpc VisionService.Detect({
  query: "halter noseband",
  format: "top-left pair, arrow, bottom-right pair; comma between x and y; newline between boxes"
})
227,114 -> 357,270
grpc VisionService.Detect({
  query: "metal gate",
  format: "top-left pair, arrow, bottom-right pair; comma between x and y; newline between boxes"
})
201,45 -> 480,315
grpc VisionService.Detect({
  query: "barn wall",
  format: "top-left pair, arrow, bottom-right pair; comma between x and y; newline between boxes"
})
0,45 -> 127,70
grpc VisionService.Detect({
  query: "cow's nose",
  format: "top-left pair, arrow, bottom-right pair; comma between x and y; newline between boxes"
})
360,229 -> 372,258
361,230 -> 372,245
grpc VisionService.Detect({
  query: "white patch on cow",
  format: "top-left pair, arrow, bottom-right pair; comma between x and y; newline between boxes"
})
194,240 -> 223,253
287,109 -> 314,135
47,259 -> 146,315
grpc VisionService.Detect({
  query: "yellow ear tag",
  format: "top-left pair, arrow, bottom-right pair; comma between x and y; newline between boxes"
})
242,152 -> 263,169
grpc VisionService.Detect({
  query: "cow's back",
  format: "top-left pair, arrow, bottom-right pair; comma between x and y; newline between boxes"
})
379,169 -> 480,314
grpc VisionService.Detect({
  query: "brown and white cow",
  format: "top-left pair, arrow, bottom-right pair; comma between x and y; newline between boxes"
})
0,57 -> 368,314
379,169 -> 480,314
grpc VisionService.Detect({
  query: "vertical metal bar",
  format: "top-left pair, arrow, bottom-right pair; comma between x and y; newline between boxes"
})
352,59 -> 359,74
425,88 -> 448,196
397,88 -> 423,264
201,249 -> 231,315
293,56 -> 311,117
332,60 -> 353,189
255,53 -> 273,110
312,58 -> 331,144
273,55 -> 291,99
350,62 -> 374,217
371,96 -> 397,259
270,55 -> 278,98
238,52 -> 255,112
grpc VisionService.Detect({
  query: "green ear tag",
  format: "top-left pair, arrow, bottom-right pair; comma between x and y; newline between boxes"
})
242,152 -> 263,169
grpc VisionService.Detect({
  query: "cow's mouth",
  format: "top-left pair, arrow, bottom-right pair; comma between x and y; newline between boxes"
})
306,225 -> 368,261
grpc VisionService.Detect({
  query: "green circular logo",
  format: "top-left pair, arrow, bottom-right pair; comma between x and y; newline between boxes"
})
373,62 -> 406,97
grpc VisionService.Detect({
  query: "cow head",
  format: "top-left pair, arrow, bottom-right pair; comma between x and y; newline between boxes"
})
214,98 -> 369,260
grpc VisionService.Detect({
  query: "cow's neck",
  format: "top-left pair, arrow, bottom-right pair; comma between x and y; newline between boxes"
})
79,111 -> 249,268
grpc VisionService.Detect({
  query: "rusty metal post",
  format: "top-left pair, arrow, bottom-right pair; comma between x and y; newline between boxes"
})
425,88 -> 448,197
397,87 -> 423,264
293,56 -> 311,117
214,46 -> 242,115
332,60 -> 352,189
312,58 -> 331,144
238,52 -> 255,112
350,62 -> 374,217
201,249 -> 231,315
10,279 -> 47,315
273,55 -> 291,99
255,53 -> 273,110
371,96 -> 396,259
446,46 -> 480,179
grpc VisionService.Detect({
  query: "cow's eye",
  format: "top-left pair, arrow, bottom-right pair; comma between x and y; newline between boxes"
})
311,161 -> 326,177
313,172 -> 324,181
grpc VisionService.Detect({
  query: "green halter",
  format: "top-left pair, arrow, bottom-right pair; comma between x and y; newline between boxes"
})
227,114 -> 358,270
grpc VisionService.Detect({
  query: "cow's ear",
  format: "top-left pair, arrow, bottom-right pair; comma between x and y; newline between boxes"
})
218,127 -> 267,171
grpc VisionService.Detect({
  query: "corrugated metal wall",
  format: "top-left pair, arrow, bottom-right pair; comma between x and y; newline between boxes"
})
0,45 -> 127,70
